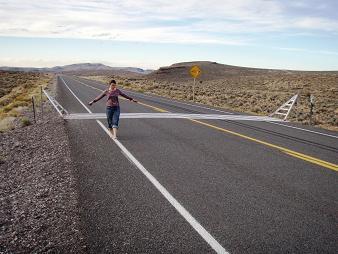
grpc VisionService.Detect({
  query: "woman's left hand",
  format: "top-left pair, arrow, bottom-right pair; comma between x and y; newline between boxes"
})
132,99 -> 138,103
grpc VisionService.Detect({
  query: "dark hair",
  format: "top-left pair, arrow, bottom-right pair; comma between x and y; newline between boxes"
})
110,79 -> 116,85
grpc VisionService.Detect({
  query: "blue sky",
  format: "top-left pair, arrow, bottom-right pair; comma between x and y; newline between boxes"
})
0,0 -> 338,70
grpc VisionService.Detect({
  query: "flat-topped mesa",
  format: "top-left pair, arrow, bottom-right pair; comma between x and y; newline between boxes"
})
146,61 -> 338,82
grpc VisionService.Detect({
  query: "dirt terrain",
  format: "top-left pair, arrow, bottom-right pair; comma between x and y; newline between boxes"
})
82,61 -> 338,131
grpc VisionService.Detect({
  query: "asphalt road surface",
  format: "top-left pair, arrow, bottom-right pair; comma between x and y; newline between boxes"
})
55,75 -> 338,253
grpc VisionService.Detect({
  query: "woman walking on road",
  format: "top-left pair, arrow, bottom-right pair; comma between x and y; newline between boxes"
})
88,79 -> 137,139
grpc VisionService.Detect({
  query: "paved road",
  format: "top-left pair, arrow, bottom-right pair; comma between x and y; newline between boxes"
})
55,75 -> 338,253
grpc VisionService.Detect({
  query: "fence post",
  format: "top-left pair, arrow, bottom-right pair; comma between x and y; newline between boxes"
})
32,96 -> 36,123
308,94 -> 315,125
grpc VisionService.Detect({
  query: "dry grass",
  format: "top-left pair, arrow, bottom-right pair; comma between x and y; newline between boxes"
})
82,73 -> 337,131
0,71 -> 54,131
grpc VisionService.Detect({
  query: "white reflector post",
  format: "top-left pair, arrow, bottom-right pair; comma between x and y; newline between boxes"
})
270,94 -> 298,121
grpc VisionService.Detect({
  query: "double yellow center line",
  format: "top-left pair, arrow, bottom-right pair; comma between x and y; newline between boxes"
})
190,119 -> 337,171
138,99 -> 338,172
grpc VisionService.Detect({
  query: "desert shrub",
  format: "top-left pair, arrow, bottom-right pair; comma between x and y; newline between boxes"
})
0,98 -> 11,106
327,118 -> 337,126
2,104 -> 14,113
24,82 -> 33,88
252,105 -> 261,113
10,112 -> 19,118
12,101 -> 29,107
136,88 -> 145,93
21,117 -> 31,127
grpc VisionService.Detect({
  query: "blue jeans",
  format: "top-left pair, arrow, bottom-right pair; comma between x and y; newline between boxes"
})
106,106 -> 120,129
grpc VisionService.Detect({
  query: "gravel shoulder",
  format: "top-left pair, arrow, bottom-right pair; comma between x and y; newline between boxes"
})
0,81 -> 85,253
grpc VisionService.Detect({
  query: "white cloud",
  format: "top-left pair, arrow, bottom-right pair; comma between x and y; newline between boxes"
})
0,57 -> 78,67
275,47 -> 338,56
0,0 -> 337,44
294,17 -> 338,31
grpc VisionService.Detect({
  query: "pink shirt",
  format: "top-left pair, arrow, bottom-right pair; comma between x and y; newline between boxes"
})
93,89 -> 133,107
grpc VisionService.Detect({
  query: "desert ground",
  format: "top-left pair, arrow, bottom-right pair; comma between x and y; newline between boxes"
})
0,71 -> 53,131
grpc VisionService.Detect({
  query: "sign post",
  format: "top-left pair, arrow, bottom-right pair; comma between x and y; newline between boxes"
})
193,77 -> 196,102
189,65 -> 201,102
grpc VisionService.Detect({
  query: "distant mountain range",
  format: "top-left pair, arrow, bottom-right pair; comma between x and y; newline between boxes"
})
0,63 -> 154,76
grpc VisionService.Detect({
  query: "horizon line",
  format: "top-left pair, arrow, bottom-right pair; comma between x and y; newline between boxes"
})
1,61 -> 338,72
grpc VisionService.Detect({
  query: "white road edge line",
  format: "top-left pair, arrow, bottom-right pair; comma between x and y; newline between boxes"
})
266,121 -> 338,139
59,76 -> 229,254
72,77 -> 338,139
72,76 -> 234,114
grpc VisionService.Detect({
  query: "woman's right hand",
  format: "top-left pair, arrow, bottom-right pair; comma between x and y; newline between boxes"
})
88,101 -> 93,106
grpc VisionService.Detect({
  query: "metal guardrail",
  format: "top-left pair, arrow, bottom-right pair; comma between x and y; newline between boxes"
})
43,89 -> 68,116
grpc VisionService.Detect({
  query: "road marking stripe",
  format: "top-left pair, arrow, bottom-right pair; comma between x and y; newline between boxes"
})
59,76 -> 228,254
121,94 -> 169,113
137,101 -> 168,112
267,121 -> 338,139
283,151 -> 337,170
70,77 -> 103,92
60,77 -> 93,111
68,76 -> 338,172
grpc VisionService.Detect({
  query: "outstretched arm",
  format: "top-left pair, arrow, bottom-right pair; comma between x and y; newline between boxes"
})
119,90 -> 138,103
89,90 -> 106,105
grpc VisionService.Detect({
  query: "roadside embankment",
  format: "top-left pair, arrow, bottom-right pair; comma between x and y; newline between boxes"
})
0,80 -> 85,253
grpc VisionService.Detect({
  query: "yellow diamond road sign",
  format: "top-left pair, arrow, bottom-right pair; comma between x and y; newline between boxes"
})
190,65 -> 201,78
